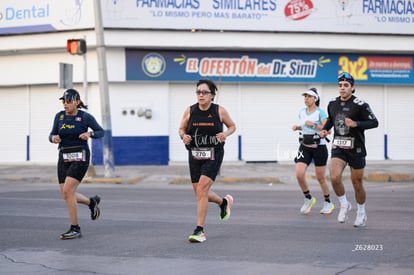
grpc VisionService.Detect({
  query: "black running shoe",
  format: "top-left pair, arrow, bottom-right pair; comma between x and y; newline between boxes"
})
89,195 -> 101,220
60,226 -> 81,240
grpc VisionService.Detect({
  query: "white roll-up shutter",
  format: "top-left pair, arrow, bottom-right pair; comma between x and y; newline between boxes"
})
386,86 -> 414,160
0,87 -> 28,162
241,84 -> 307,162
30,85 -> 74,162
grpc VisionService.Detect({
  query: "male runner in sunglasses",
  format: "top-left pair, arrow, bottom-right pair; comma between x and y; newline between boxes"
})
320,72 -> 378,227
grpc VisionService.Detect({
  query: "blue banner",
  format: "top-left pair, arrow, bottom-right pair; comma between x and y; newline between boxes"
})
126,50 -> 414,85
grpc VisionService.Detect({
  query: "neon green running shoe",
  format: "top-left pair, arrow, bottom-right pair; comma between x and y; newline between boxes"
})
188,228 -> 206,243
300,197 -> 316,214
320,201 -> 335,215
220,194 -> 233,221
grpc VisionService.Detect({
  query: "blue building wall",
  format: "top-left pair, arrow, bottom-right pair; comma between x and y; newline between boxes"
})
92,136 -> 169,165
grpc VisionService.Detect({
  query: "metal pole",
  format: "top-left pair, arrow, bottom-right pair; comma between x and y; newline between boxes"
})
93,0 -> 115,177
83,37 -> 88,105
83,41 -> 97,177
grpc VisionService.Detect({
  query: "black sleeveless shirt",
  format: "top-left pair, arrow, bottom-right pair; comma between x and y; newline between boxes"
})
186,103 -> 224,150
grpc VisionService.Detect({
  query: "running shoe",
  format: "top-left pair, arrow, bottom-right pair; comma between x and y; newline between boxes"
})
89,195 -> 101,220
60,226 -> 81,240
338,201 -> 352,223
220,194 -> 233,221
300,197 -> 316,214
320,201 -> 335,215
354,211 -> 367,227
188,228 -> 206,243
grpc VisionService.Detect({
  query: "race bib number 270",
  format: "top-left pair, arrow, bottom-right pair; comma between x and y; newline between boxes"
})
191,147 -> 215,160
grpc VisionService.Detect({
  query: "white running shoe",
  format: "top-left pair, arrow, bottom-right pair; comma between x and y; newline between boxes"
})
320,201 -> 335,215
338,202 -> 352,223
300,197 -> 316,214
354,211 -> 367,227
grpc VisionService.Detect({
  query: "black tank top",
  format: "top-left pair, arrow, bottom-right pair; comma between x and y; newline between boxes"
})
186,103 -> 224,150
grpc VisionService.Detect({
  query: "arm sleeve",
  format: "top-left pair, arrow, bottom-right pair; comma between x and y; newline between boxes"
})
322,105 -> 333,131
83,112 -> 105,138
48,113 -> 60,143
357,103 -> 379,130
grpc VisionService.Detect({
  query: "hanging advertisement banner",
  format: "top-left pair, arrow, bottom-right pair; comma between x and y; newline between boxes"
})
103,0 -> 414,34
1,0 -> 413,35
0,0 -> 94,35
126,50 -> 414,84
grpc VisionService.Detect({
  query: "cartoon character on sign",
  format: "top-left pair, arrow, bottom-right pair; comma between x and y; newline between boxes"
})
333,0 -> 356,25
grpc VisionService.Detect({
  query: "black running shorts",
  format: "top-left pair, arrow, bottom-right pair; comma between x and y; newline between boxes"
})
188,149 -> 224,183
331,148 -> 366,169
57,150 -> 90,183
294,144 -> 328,167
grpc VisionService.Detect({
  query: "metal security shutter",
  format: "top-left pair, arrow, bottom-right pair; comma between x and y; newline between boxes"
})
30,86 -> 70,162
169,83 -> 194,162
386,86 -> 414,160
0,87 -> 28,162
322,84 -> 384,160
169,83 -> 240,162
241,84 -> 307,162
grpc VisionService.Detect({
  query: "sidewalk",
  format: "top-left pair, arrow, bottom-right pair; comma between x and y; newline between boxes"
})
1,160 -> 413,184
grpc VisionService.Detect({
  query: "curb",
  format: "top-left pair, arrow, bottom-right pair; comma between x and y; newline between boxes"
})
77,173 -> 414,184
1,173 -> 413,184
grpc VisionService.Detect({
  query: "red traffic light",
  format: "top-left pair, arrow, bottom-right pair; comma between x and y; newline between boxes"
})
66,39 -> 87,55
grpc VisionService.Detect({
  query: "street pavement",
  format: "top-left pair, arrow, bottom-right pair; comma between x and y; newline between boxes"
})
0,160 -> 413,275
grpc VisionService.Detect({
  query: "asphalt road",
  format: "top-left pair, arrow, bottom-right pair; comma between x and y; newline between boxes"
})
0,179 -> 413,275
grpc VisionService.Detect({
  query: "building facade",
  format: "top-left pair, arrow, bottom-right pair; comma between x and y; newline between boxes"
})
1,0 -> 413,164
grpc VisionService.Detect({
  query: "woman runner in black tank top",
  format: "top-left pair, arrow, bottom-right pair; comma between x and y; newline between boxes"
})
178,79 -> 236,243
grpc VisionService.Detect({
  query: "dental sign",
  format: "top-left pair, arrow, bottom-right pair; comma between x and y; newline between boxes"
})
1,0 -> 414,35
126,50 -> 414,84
0,1 -> 94,34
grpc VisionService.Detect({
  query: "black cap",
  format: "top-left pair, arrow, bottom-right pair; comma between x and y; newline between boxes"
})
59,89 -> 80,101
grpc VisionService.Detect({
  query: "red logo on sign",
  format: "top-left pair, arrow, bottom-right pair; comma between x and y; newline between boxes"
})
284,0 -> 315,21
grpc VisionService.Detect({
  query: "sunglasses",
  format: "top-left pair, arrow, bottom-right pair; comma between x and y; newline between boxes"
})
60,99 -> 76,104
338,72 -> 353,80
196,90 -> 212,95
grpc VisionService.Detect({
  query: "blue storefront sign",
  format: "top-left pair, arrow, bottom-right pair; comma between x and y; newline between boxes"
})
126,50 -> 414,85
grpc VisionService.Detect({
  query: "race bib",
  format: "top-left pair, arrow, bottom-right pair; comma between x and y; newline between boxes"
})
191,147 -> 215,160
333,137 -> 355,149
61,146 -> 86,162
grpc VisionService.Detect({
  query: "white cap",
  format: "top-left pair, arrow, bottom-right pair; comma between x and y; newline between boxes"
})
302,89 -> 319,100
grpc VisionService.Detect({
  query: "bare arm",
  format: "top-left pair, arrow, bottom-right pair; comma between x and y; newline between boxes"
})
178,107 -> 191,145
216,106 -> 236,142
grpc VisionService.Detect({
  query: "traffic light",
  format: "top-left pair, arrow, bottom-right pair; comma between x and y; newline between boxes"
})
66,39 -> 87,55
